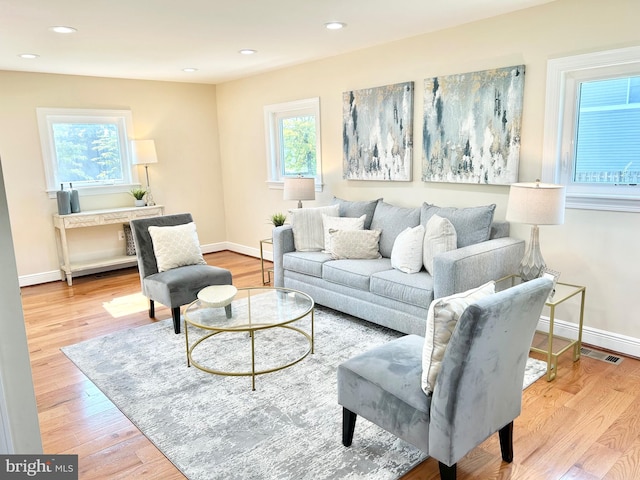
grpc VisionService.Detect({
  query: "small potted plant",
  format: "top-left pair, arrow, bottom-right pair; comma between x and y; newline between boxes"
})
130,188 -> 147,207
270,212 -> 287,227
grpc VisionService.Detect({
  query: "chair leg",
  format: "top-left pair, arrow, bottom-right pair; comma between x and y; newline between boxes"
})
438,462 -> 456,480
499,421 -> 514,463
225,304 -> 232,319
342,408 -> 357,447
172,307 -> 181,334
149,299 -> 155,318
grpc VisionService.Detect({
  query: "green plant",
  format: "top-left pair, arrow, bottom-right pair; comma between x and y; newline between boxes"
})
130,188 -> 147,200
269,212 -> 287,227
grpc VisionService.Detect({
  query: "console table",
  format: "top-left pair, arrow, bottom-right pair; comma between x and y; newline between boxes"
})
53,205 -> 164,285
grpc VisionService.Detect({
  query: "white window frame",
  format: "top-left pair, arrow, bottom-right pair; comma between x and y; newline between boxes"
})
264,97 -> 323,191
37,108 -> 139,198
542,46 -> 640,212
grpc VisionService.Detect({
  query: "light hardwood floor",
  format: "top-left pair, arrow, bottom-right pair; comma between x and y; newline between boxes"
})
21,251 -> 640,479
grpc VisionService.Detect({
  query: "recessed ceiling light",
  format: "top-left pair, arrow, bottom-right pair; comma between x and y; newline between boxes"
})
239,49 -> 257,55
325,22 -> 346,30
182,68 -> 198,73
18,53 -> 39,59
49,26 -> 77,34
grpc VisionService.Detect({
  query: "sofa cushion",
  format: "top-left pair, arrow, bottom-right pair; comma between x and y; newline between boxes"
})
282,251 -> 332,278
420,203 -> 496,248
421,281 -> 496,395
332,197 -> 381,230
423,215 -> 457,275
323,258 -> 392,292
289,204 -> 340,252
391,225 -> 425,274
329,229 -> 382,260
370,269 -> 434,309
370,201 -> 421,258
322,214 -> 365,254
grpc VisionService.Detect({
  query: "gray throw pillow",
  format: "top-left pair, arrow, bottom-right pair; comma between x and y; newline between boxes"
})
332,197 -> 382,230
370,201 -> 421,258
420,203 -> 496,248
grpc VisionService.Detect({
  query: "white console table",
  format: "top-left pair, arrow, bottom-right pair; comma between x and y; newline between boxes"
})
53,205 -> 164,285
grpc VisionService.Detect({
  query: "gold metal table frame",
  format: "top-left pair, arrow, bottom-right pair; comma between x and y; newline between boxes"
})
183,287 -> 314,390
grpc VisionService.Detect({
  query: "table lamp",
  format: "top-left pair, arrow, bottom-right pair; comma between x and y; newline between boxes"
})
131,139 -> 158,206
283,176 -> 315,208
506,179 -> 566,281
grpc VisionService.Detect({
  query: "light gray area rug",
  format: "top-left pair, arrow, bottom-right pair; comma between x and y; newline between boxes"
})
61,306 -> 547,480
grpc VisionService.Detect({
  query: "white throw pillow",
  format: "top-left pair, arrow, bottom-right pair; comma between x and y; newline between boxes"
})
390,225 -> 425,274
322,214 -> 366,254
289,205 -> 340,252
423,214 -> 457,275
421,281 -> 496,395
329,229 -> 382,260
148,222 -> 207,272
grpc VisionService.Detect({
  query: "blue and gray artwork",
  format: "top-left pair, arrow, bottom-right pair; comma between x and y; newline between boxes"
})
422,65 -> 525,184
343,82 -> 413,181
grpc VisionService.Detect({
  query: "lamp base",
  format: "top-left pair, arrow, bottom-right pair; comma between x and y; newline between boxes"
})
145,189 -> 156,207
519,225 -> 546,281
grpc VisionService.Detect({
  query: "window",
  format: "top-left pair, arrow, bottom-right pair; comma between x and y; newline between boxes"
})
264,98 -> 322,189
37,108 -> 138,196
542,46 -> 640,212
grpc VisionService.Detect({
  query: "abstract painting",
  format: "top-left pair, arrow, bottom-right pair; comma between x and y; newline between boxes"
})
422,65 -> 525,184
343,82 -> 413,181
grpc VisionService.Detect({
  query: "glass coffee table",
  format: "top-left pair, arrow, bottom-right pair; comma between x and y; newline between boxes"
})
184,286 -> 314,390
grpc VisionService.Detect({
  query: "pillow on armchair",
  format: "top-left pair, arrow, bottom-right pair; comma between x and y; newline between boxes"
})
148,222 -> 207,272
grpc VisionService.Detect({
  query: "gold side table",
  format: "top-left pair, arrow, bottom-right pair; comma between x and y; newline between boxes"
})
259,238 -> 274,285
499,275 -> 586,381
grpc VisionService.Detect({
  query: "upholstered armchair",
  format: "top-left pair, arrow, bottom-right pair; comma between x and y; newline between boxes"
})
130,213 -> 233,334
337,277 -> 552,480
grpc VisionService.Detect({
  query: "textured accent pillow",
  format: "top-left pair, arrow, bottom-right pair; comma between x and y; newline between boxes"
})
370,201 -> 421,258
423,215 -> 457,275
390,225 -> 425,274
421,281 -> 496,395
148,222 -> 207,272
420,203 -> 496,248
332,197 -> 382,230
322,214 -> 366,254
123,223 -> 136,256
329,229 -> 382,260
289,204 -> 340,252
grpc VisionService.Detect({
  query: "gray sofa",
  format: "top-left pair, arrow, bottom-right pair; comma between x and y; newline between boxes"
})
273,198 -> 525,336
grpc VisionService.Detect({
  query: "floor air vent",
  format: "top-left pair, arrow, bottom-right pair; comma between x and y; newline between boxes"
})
580,347 -> 623,365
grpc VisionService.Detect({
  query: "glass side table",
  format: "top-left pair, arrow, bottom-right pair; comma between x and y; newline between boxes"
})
498,275 -> 586,381
259,238 -> 274,285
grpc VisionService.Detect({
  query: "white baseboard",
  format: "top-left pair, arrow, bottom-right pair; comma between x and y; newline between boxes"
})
18,244 -> 639,358
537,316 -> 640,360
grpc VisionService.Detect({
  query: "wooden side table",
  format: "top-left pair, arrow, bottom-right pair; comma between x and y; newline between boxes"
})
498,275 -> 586,381
259,238 -> 274,285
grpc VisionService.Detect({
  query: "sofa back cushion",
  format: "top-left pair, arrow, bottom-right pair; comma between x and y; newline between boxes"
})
420,203 -> 496,248
370,202 -> 421,258
289,204 -> 340,251
332,197 -> 381,230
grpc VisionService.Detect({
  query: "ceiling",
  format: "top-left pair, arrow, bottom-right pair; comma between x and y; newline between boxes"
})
0,0 -> 554,84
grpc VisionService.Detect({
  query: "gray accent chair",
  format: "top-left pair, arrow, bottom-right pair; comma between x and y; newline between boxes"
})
337,277 -> 552,480
130,213 -> 233,334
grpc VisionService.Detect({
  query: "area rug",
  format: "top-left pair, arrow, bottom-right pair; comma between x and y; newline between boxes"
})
61,305 -> 547,480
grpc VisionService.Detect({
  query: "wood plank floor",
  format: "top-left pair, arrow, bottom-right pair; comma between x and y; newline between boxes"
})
21,251 -> 640,479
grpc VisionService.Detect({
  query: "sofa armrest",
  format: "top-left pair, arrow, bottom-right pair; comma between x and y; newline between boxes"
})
272,225 -> 295,287
432,237 -> 525,299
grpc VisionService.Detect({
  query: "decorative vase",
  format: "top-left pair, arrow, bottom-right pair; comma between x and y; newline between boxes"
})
56,183 -> 71,215
69,182 -> 81,213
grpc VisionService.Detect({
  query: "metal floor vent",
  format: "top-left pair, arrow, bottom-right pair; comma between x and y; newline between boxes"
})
580,347 -> 623,365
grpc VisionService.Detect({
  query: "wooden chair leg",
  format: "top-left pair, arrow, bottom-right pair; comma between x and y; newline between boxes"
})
499,421 -> 514,463
149,299 -> 155,318
438,462 -> 456,480
342,408 -> 357,447
172,307 -> 181,334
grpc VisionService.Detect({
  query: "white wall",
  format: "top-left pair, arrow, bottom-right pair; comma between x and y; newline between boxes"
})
215,0 -> 640,352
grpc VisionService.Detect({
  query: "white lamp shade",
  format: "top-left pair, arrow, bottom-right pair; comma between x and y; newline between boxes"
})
283,177 -> 315,202
506,181 -> 566,225
131,140 -> 158,165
